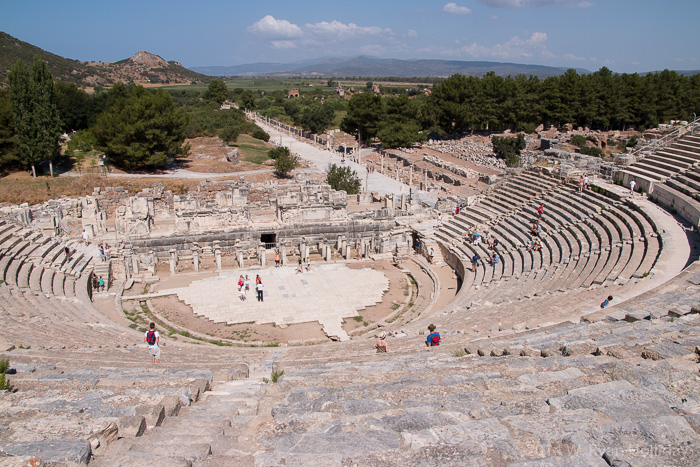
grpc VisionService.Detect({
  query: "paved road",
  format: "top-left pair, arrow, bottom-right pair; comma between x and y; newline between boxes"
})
255,118 -> 437,205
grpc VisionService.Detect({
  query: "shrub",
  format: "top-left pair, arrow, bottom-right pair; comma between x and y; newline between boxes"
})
251,127 -> 270,142
570,134 -> 586,147
580,146 -> 603,157
271,369 -> 284,383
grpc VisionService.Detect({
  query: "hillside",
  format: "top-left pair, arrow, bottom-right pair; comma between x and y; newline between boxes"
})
193,55 -> 590,78
0,31 -> 208,87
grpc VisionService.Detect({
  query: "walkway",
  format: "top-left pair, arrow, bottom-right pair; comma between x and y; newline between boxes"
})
254,118 -> 438,205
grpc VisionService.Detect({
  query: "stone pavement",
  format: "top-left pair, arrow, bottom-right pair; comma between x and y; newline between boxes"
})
160,263 -> 389,342
254,118 -> 438,205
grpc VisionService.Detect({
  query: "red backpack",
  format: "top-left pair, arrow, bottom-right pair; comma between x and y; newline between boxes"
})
146,331 -> 157,345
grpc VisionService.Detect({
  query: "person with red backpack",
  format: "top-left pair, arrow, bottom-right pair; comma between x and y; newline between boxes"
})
144,322 -> 160,363
426,324 -> 440,347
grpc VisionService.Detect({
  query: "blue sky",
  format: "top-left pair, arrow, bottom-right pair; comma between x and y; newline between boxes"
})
1,0 -> 698,73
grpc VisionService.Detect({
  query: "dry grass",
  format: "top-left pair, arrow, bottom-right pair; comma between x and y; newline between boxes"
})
0,172 -> 205,205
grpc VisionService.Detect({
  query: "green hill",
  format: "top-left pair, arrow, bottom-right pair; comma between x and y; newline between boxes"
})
0,31 -> 208,87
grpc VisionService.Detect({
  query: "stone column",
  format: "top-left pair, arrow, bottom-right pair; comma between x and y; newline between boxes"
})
336,235 -> 344,251
123,255 -> 131,279
401,194 -> 407,211
193,248 -> 200,273
409,166 -> 413,186
215,247 -> 221,272
300,242 -> 307,262
325,244 -> 332,261
259,245 -> 266,267
169,249 -> 178,275
237,249 -> 244,268
281,245 -> 288,266
344,244 -> 351,259
149,250 -> 157,275
132,255 -> 140,275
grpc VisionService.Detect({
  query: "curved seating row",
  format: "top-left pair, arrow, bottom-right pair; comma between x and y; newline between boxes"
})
436,170 -> 664,313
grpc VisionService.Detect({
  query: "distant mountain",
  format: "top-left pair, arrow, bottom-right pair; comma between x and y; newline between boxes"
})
192,55 -> 590,78
0,31 -> 208,87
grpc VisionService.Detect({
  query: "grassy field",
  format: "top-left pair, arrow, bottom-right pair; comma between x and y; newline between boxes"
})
161,77 -> 336,94
231,134 -> 272,165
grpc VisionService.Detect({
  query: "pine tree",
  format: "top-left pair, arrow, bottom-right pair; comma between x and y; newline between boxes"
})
8,57 -> 61,177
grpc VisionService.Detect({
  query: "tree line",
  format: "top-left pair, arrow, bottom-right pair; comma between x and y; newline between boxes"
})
0,63 -> 269,175
237,67 -> 700,151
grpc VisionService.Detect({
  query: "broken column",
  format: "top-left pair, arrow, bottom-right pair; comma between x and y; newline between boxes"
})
280,245 -> 288,266
258,245 -> 266,267
215,245 -> 222,272
169,249 -> 177,275
192,245 -> 200,273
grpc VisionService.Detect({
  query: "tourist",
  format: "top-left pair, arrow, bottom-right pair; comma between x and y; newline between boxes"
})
239,284 -> 246,301
82,229 -> 89,245
144,322 -> 160,364
428,248 -> 434,264
490,252 -> 500,266
92,274 -> 98,291
238,275 -> 244,289
584,175 -> 589,190
455,205 -> 460,216
629,179 -> 636,196
426,324 -> 440,347
579,175 -> 584,193
256,279 -> 264,302
373,331 -> 388,353
104,244 -> 110,260
436,214 -> 442,229
245,275 -> 250,294
296,257 -> 303,274
537,203 -> 544,219
305,257 -> 311,272
600,295 -> 613,309
256,274 -> 261,285
98,245 -> 105,262
98,276 -> 105,292
275,251 -> 280,268
490,237 -> 499,251
472,232 -> 482,246
64,246 -> 70,260
472,253 -> 480,273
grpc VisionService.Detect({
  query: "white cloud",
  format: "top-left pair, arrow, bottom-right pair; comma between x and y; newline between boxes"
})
442,31 -> 552,60
478,0 -> 593,7
491,15 -> 499,20
270,41 -> 297,49
247,16 -> 391,50
564,53 -> 585,61
444,2 -> 472,14
407,29 -> 418,38
247,15 -> 303,39
526,31 -> 547,45
304,20 -> 385,39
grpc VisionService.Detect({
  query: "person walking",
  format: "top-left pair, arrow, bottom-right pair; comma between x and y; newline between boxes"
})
296,257 -> 303,274
144,322 -> 160,364
256,279 -> 264,302
629,179 -> 636,196
275,251 -> 280,268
